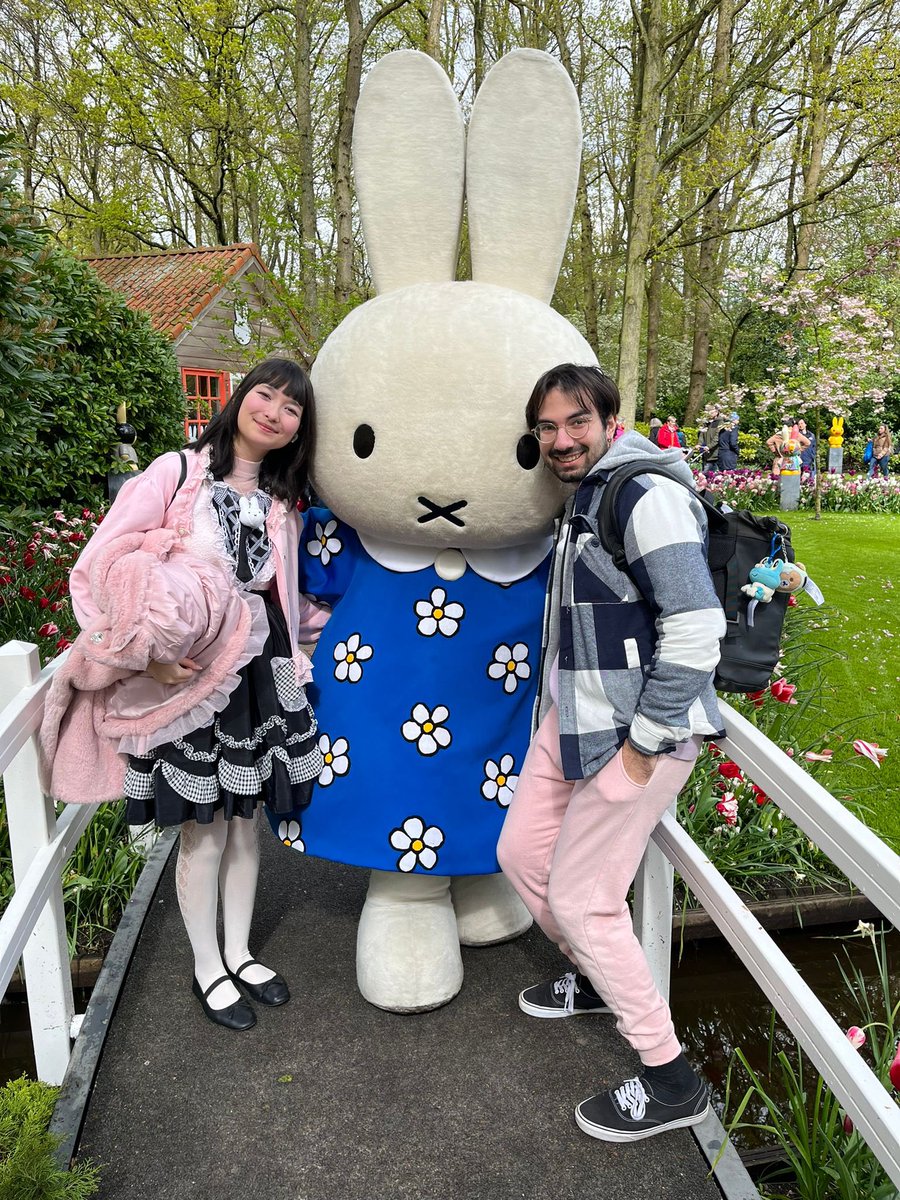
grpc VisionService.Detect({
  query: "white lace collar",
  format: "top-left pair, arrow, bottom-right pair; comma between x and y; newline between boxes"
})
357,530 -> 552,583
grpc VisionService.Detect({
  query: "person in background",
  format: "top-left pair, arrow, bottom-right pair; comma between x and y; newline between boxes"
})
656,415 -> 683,451
868,423 -> 893,478
798,418 -> 816,477
648,417 -> 662,446
699,405 -> 726,475
717,414 -> 739,471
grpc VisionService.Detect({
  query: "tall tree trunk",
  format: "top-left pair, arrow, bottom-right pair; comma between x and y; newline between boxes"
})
790,16 -> 835,280
617,0 -> 662,425
473,0 -> 486,92
293,0 -> 320,340
642,256 -> 662,420
426,0 -> 443,60
333,0 -> 364,309
685,0 -> 733,426
578,167 -> 599,352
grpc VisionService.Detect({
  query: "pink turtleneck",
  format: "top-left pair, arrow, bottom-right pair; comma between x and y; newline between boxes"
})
225,455 -> 262,496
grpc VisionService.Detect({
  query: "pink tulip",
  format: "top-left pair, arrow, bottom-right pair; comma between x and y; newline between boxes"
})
846,1026 -> 866,1050
770,679 -> 798,704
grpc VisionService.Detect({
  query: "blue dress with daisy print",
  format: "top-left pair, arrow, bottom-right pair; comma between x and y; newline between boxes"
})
268,508 -> 550,875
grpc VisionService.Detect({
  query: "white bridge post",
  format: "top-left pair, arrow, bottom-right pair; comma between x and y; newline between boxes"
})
0,641 -> 75,1083
633,800 -> 675,1002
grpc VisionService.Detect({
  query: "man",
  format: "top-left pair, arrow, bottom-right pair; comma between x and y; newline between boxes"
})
699,404 -> 726,475
797,418 -> 816,477
498,363 -> 725,1143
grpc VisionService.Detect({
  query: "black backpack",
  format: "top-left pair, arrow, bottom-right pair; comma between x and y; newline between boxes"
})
597,463 -> 794,693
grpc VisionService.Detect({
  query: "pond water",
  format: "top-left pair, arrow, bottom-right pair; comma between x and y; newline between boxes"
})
670,921 -> 900,1147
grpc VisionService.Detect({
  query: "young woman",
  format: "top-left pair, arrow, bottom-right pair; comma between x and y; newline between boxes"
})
869,423 -> 893,478
69,358 -> 327,1031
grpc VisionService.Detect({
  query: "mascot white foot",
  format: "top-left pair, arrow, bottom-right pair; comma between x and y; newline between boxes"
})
451,875 -> 532,947
357,871 -> 463,1012
269,47 -> 593,1014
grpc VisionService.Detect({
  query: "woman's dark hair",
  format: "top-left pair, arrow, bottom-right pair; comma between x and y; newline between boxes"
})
192,357 -> 315,506
525,363 -> 620,431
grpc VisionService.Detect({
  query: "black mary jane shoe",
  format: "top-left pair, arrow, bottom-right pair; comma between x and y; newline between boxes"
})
226,959 -> 290,1007
192,975 -> 257,1031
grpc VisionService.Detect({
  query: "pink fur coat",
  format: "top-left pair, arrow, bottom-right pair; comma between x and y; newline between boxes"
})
39,526 -> 261,805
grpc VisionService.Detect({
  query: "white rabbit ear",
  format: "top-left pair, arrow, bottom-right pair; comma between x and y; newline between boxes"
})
352,50 -> 465,294
466,49 -> 582,302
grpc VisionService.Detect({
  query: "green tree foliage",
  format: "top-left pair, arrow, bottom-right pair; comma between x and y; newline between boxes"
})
0,133 -> 65,448
0,142 -> 185,512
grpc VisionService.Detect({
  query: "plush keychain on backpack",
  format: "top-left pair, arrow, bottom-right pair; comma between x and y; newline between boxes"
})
742,558 -> 823,623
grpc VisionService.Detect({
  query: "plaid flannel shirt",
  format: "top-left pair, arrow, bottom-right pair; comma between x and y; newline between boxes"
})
534,433 -> 726,781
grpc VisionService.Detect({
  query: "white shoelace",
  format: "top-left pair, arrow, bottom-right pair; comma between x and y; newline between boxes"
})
613,1077 -> 649,1120
552,970 -> 578,1014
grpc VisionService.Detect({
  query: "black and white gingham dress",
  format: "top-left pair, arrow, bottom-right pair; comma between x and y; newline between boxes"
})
123,485 -> 322,827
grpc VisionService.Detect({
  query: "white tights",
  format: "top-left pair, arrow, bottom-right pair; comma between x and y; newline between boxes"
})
176,808 -> 276,1009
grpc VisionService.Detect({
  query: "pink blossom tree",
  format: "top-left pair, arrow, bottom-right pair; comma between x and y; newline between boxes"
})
718,277 -> 899,517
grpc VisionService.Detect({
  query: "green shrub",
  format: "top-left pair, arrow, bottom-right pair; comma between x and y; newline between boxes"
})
0,1076 -> 99,1199
0,141 -> 185,514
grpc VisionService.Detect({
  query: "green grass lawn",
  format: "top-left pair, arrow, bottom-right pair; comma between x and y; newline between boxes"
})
766,512 -> 899,848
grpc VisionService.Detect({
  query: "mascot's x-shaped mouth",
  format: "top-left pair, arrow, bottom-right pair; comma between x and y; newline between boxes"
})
417,496 -> 467,527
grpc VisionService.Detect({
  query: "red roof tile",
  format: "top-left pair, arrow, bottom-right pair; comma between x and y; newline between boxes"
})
84,244 -> 263,340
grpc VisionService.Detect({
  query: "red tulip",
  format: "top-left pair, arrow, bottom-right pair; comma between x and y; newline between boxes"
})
787,594 -> 798,607
38,622 -> 59,637
889,1042 -> 900,1091
752,784 -> 769,806
19,586 -> 36,601
718,760 -> 743,779
843,1114 -> 854,1134
747,690 -> 766,709
55,636 -> 73,652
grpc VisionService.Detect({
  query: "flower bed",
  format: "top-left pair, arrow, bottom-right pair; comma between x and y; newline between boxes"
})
0,510 -> 97,657
700,469 -> 900,514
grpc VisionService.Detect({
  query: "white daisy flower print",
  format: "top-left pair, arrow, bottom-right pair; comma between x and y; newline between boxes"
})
401,702 -> 452,756
333,632 -> 373,682
481,755 -> 518,807
307,518 -> 342,565
414,587 -> 465,637
389,816 -> 445,872
317,733 -> 350,786
277,819 -> 305,852
487,643 -> 531,694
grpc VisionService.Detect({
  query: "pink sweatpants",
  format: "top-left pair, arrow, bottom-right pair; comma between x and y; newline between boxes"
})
497,704 -> 699,1067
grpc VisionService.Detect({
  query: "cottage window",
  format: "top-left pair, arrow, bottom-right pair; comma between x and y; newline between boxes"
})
183,369 -> 231,441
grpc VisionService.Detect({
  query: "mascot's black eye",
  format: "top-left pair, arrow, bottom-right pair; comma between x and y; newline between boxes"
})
353,424 -> 375,459
516,434 -> 540,470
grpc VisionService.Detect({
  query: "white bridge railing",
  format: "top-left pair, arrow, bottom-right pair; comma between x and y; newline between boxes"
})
0,641 -> 95,1083
2,637 -> 900,1190
636,699 -> 900,1192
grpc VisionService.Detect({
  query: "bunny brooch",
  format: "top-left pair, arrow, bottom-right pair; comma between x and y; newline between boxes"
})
268,48 -> 596,1013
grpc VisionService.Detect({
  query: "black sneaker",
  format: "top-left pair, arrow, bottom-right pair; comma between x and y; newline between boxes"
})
518,970 -> 611,1018
575,1075 -> 709,1142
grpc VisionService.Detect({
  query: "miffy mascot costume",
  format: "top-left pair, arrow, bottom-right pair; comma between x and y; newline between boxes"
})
270,48 -> 597,1012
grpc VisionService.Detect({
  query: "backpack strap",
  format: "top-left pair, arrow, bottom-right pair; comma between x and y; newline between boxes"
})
596,461 -> 725,573
164,450 -> 188,514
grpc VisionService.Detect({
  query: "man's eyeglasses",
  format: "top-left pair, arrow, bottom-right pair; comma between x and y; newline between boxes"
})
532,413 -> 595,443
